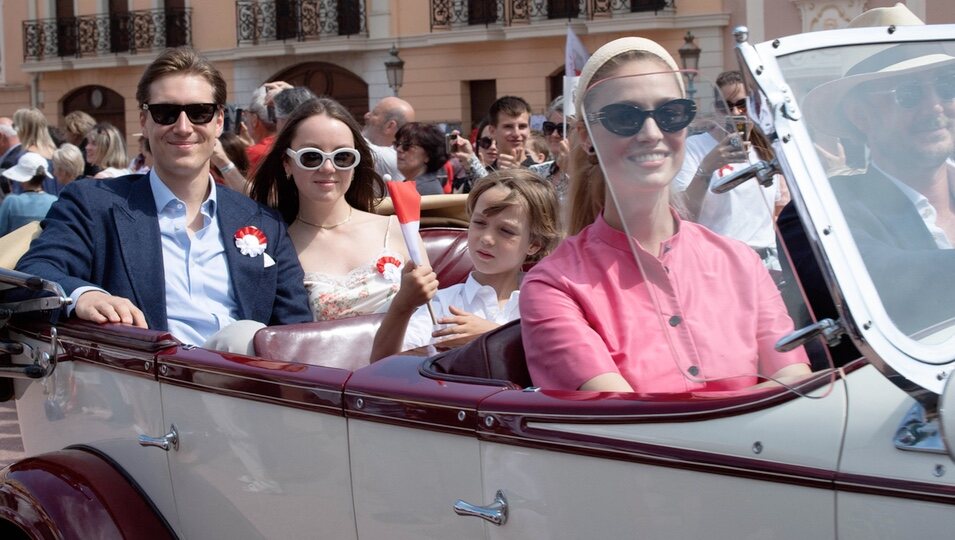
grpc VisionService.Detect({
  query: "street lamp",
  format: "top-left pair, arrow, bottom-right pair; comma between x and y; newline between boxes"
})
678,31 -> 701,100
385,44 -> 405,97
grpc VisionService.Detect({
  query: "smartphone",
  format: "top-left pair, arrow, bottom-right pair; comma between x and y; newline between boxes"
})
234,108 -> 244,134
445,133 -> 457,154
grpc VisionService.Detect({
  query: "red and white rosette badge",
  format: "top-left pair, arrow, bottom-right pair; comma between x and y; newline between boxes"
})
376,255 -> 403,282
385,176 -> 437,323
234,226 -> 276,268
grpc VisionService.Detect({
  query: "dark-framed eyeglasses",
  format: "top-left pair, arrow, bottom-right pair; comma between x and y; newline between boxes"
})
541,121 -> 565,137
587,98 -> 697,137
476,137 -> 494,150
141,103 -> 219,125
285,147 -> 361,171
868,74 -> 955,108
393,141 -> 418,152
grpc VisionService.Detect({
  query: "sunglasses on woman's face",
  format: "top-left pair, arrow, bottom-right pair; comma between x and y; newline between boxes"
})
588,98 -> 697,137
285,147 -> 361,170
868,73 -> 955,109
541,121 -> 565,137
393,141 -> 418,152
476,137 -> 494,149
141,103 -> 218,125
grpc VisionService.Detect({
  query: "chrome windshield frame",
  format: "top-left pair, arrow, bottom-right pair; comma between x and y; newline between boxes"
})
734,24 -> 955,397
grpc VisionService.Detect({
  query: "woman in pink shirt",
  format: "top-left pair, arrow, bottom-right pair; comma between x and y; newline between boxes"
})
520,37 -> 810,393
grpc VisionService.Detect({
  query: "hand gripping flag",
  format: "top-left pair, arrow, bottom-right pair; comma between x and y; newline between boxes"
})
385,176 -> 437,323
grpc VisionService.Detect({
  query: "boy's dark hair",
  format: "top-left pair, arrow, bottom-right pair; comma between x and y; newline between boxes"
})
488,96 -> 532,126
467,169 -> 562,262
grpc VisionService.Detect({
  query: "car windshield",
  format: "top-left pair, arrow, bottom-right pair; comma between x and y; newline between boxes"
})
778,40 -> 955,347
576,66 -> 830,396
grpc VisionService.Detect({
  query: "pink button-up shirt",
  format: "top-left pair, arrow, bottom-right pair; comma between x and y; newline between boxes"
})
521,213 -> 808,392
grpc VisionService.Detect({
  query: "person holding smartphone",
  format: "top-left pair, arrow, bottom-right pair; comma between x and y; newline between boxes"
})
672,70 -> 786,269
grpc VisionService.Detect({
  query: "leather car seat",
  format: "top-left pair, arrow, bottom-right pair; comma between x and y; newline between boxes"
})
425,320 -> 532,389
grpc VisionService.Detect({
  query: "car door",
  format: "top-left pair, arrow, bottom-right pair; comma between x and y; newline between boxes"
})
154,347 -> 358,539
344,354 -> 502,540
11,322 -> 182,534
473,375 -> 845,539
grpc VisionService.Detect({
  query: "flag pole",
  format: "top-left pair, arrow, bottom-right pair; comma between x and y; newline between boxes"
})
384,175 -> 438,325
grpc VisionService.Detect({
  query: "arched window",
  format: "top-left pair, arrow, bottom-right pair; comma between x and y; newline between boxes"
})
270,62 -> 369,122
61,86 -> 127,137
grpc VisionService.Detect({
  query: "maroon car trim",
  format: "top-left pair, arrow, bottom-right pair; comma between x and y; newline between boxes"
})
835,473 -> 955,506
344,356 -> 510,433
0,447 -> 175,539
345,392 -> 487,434
157,348 -> 349,415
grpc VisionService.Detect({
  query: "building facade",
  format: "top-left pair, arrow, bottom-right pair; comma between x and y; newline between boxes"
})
1,1 -> 952,147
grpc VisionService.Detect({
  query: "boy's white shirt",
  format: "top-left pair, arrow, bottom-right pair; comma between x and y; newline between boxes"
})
402,272 -> 521,350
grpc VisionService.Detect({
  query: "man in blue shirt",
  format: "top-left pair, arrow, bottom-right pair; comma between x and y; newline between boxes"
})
16,47 -> 312,347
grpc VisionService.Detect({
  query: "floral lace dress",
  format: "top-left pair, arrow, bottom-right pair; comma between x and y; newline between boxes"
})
303,215 -> 404,321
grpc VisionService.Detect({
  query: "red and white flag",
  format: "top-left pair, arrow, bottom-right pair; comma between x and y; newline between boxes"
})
564,26 -> 590,120
565,26 -> 589,77
385,179 -> 424,267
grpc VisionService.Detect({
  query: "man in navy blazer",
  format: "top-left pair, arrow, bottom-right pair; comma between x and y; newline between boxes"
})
16,47 -> 311,346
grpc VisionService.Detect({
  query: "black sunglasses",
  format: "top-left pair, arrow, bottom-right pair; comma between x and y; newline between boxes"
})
542,121 -> 565,137
476,137 -> 494,149
142,103 -> 218,125
869,74 -> 955,109
588,99 -> 696,137
727,98 -> 747,111
393,141 -> 417,152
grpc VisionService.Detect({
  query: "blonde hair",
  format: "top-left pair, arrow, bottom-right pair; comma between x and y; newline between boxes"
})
88,123 -> 128,169
13,108 -> 56,158
467,169 -> 562,262
63,111 -> 96,142
52,143 -> 85,180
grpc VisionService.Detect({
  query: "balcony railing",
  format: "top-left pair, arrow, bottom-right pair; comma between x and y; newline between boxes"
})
431,0 -> 672,30
236,0 -> 366,45
23,8 -> 191,61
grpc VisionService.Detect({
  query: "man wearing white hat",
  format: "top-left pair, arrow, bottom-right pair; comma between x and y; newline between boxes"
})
780,3 -> 955,343
0,152 -> 57,236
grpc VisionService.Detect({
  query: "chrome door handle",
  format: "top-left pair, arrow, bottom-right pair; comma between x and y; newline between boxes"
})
138,424 -> 179,451
454,490 -> 508,526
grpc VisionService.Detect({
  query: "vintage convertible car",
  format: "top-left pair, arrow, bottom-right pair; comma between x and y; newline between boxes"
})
2,23 -> 955,540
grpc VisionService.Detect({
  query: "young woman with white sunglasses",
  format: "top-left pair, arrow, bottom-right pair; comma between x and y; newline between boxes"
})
250,97 -> 427,321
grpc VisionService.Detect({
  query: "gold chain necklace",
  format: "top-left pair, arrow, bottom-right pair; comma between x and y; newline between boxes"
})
296,206 -> 353,230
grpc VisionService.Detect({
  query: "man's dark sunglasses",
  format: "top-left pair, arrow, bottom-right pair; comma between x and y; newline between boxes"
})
870,74 -> 955,108
476,137 -> 494,149
542,121 -> 565,137
588,98 -> 697,137
142,103 -> 219,125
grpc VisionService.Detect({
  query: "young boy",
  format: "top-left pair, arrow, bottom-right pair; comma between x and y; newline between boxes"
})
370,169 -> 561,361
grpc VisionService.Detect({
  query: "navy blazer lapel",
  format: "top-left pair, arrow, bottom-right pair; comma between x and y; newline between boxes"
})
218,194 -> 263,320
859,169 -> 938,250
112,175 -> 167,329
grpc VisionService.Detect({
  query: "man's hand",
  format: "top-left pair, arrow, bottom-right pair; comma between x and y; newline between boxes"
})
75,291 -> 147,328
263,81 -> 294,105
496,152 -> 521,169
432,305 -> 499,340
